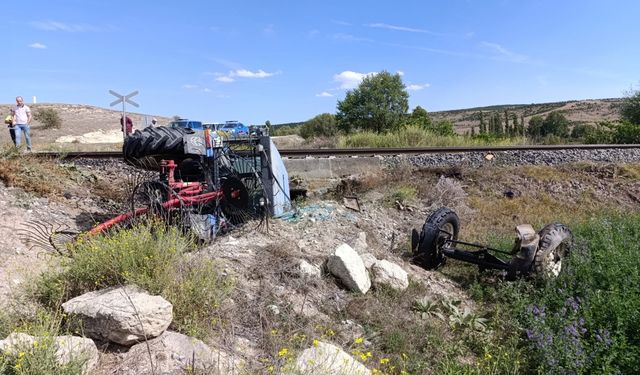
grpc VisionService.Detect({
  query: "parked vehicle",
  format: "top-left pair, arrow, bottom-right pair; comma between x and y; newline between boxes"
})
169,119 -> 204,130
219,121 -> 249,137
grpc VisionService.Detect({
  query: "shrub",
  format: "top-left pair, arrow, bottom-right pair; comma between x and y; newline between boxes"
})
299,113 -> 337,139
270,125 -> 299,136
518,213 -> 640,374
0,310 -> 88,375
388,185 -> 418,206
338,126 -> 527,148
32,222 -> 234,338
33,108 -> 62,129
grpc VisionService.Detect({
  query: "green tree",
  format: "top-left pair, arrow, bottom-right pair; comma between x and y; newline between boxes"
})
299,113 -> 337,139
528,115 -> 545,138
612,120 -> 640,143
541,111 -> 570,137
528,112 -> 570,139
336,71 -> 409,133
621,88 -> 640,124
409,106 -> 433,128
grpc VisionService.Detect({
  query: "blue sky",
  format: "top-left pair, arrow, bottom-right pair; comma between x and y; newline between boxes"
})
2,0 -> 638,125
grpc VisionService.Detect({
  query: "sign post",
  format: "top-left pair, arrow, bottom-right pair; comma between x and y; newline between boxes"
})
109,90 -> 139,140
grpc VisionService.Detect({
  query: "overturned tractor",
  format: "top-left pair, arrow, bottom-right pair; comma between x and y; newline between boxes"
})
106,126 -> 292,241
411,207 -> 573,279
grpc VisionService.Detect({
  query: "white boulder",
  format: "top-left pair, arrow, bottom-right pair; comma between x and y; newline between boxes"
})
0,332 -> 98,375
290,341 -> 371,375
327,244 -> 371,294
62,285 -> 173,346
372,260 -> 409,291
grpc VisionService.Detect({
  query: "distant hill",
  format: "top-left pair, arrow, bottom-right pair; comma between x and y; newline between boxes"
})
0,103 -> 173,145
429,98 -> 623,134
0,98 -> 625,145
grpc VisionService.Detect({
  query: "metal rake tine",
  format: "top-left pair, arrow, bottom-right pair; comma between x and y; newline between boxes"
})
17,220 -> 79,256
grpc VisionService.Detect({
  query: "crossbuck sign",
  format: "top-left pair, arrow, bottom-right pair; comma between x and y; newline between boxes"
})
109,90 -> 139,139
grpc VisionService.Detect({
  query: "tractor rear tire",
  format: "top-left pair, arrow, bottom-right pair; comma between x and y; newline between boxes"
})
533,223 -> 573,278
123,126 -> 193,165
414,207 -> 460,270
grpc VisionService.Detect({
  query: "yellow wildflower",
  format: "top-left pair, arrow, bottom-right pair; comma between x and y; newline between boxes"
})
313,339 -> 319,347
380,358 -> 390,365
278,348 -> 289,357
354,337 -> 364,344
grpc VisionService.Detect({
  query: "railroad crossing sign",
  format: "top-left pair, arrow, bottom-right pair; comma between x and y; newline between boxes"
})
109,90 -> 139,139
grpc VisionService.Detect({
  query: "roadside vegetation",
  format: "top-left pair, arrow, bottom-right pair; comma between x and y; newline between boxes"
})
1,151 -> 640,372
443,212 -> 640,374
271,72 -> 640,148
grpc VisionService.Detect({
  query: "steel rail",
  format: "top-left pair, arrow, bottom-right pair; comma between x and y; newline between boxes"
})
31,144 -> 640,160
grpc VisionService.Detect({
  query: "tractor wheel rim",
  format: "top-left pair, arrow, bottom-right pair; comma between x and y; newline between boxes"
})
439,223 -> 454,249
545,245 -> 565,277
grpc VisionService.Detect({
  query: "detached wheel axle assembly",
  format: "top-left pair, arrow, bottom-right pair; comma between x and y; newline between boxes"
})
411,207 -> 573,279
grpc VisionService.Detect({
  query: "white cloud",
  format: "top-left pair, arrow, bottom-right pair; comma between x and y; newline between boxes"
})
203,88 -> 212,93
367,23 -> 448,36
333,71 -> 376,89
331,20 -> 352,26
182,84 -> 198,89
213,68 -> 278,83
479,42 -> 527,63
28,42 -> 47,49
397,70 -> 405,76
232,69 -> 275,78
29,20 -> 108,32
368,22 -> 428,33
333,33 -> 373,43
316,91 -> 334,97
407,83 -> 431,91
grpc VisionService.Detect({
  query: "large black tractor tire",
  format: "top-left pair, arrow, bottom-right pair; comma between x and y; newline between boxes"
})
123,126 -> 193,167
414,207 -> 460,270
533,223 -> 573,279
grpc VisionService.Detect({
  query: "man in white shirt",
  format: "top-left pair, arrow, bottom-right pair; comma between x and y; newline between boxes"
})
11,96 -> 32,151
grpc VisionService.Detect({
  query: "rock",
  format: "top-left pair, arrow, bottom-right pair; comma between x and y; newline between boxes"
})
289,341 -> 371,375
267,304 -> 281,315
360,253 -> 378,270
299,259 -> 322,278
0,332 -> 98,375
114,331 -> 241,375
62,285 -> 172,346
353,232 -> 368,253
327,244 -> 371,294
372,260 -> 409,291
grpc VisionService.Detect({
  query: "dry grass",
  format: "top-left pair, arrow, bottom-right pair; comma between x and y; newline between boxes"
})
0,147 -> 76,197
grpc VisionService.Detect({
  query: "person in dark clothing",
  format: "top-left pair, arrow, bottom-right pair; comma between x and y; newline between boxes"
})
120,115 -> 134,136
4,114 -> 15,145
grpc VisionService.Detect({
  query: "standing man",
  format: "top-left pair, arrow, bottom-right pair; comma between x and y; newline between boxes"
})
151,118 -> 157,127
11,96 -> 32,151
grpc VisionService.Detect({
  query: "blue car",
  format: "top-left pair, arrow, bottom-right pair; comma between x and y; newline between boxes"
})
219,121 -> 249,137
169,119 -> 204,130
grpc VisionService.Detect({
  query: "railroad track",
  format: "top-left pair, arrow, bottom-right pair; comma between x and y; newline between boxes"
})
32,144 -> 640,159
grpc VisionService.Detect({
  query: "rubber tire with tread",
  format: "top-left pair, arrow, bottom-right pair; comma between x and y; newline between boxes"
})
414,207 -> 460,270
533,223 -> 573,278
123,126 -> 193,165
